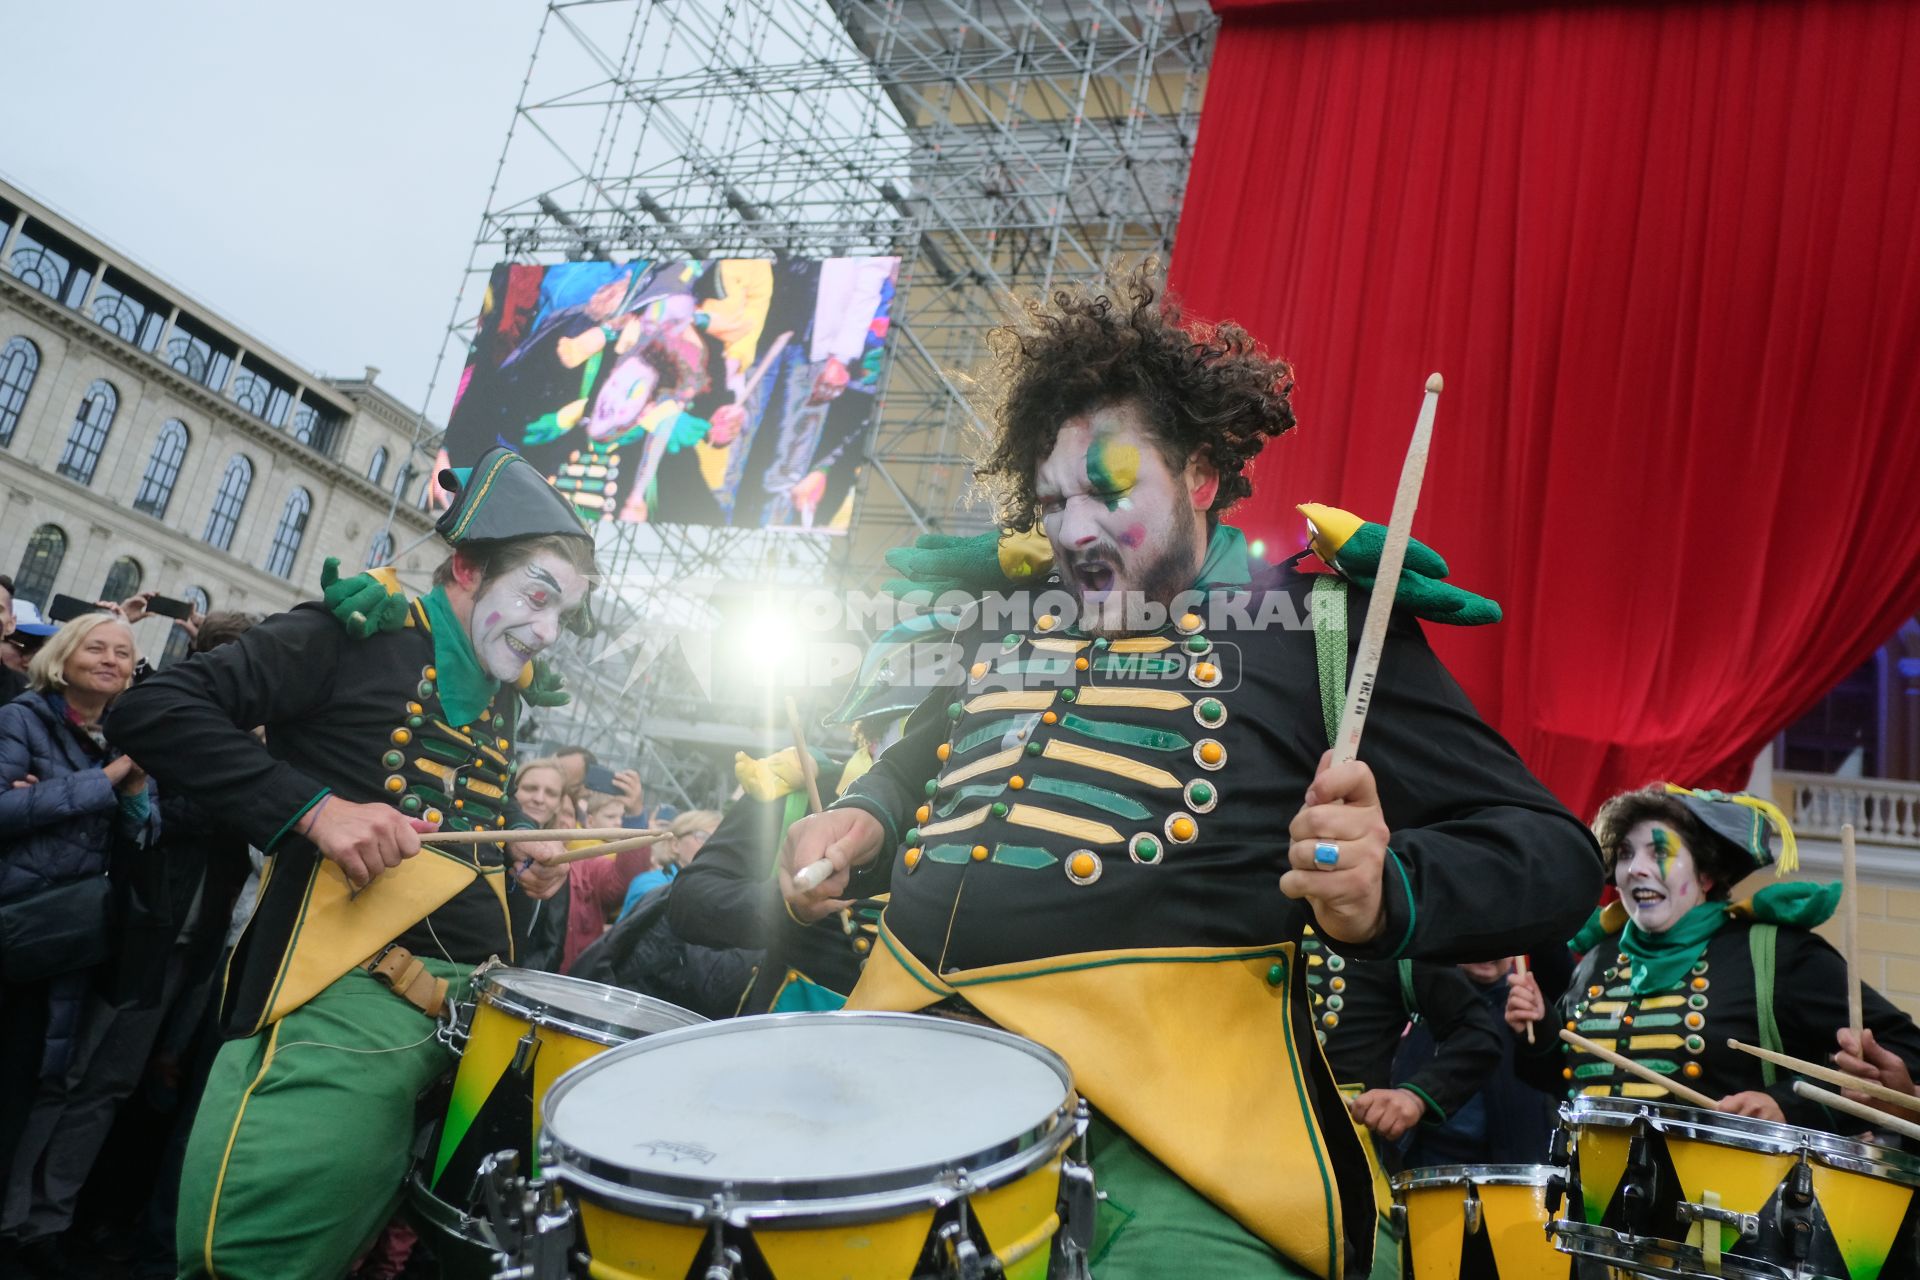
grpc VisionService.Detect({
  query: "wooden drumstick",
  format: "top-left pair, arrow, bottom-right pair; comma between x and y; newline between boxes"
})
543,829 -> 674,865
785,695 -> 825,816
1559,1027 -> 1720,1109
1792,1080 -> 1920,1142
1514,955 -> 1535,1044
1842,822 -> 1863,1051
1727,1039 -> 1920,1114
424,827 -> 634,845
1330,373 -> 1443,766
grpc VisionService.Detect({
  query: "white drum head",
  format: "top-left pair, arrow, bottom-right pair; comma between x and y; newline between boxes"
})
541,1012 -> 1075,1218
477,968 -> 705,1045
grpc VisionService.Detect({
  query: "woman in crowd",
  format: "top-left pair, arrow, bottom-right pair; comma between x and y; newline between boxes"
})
0,613 -> 159,1276
1506,784 -> 1920,1129
618,810 -> 717,920
512,757 -> 576,971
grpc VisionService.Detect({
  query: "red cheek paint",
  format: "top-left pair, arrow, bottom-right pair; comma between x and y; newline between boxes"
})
483,611 -> 501,628
1118,523 -> 1147,548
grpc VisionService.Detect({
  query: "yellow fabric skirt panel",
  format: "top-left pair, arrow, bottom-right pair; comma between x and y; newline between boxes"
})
262,849 -> 507,1025
849,925 -> 1345,1277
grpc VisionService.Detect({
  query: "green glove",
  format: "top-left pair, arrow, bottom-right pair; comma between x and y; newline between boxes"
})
664,411 -> 710,454
881,528 -> 1053,598
1331,522 -> 1502,626
320,557 -> 410,639
519,659 -> 570,708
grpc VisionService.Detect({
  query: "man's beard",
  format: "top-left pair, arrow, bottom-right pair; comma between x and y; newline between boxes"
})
1074,517 -> 1203,637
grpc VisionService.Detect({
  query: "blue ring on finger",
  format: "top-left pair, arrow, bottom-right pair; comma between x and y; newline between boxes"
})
1313,840 -> 1340,870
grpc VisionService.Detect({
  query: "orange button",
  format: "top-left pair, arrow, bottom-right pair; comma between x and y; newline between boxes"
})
1199,742 -> 1225,765
1042,711 -> 1058,725
970,844 -> 990,861
1170,816 -> 1196,841
1069,852 -> 1097,879
1009,776 -> 1025,789
937,744 -> 951,761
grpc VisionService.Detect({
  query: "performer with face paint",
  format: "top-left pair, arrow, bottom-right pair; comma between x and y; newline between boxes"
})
1505,784 -> 1920,1129
106,448 -> 597,1279
779,267 -> 1604,1280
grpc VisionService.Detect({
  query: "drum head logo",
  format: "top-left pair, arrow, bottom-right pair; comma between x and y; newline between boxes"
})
633,1139 -> 717,1165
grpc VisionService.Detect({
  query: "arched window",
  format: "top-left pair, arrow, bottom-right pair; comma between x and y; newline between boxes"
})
203,455 -> 253,551
365,529 -> 394,568
132,419 -> 190,518
367,445 -> 388,486
264,487 -> 311,579
56,380 -> 117,485
392,462 -> 416,503
100,555 -> 143,603
13,524 -> 67,609
160,585 -> 211,668
0,337 -> 39,448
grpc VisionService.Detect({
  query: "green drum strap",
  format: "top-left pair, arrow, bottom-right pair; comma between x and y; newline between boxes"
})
1311,575 -> 1348,746
1751,922 -> 1780,1086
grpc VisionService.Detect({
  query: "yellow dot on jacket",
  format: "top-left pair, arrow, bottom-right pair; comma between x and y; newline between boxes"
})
970,662 -> 988,680
915,805 -> 931,823
1036,615 -> 1057,631
1170,816 -> 1196,842
1198,742 -> 1224,766
1069,851 -> 1097,879
1075,657 -> 1089,671
1042,711 -> 1058,725
971,844 -> 990,861
937,744 -> 951,761
904,847 -> 922,869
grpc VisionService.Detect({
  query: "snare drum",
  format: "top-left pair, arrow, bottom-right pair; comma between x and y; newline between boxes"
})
433,967 -> 707,1194
540,1012 -> 1081,1280
1394,1165 -> 1569,1280
1551,1095 -> 1920,1280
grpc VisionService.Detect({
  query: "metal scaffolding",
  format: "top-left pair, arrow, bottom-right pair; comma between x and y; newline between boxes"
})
414,0 -> 1216,804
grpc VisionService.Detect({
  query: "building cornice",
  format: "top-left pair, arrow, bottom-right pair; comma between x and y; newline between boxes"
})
0,273 -> 433,534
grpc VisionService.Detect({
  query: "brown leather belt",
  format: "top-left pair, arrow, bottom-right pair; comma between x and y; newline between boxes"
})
363,944 -> 449,1019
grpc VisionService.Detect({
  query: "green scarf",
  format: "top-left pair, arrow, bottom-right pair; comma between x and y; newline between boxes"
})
1619,900 -> 1726,995
421,585 -> 501,728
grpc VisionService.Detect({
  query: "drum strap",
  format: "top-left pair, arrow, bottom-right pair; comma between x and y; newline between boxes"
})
364,943 -> 450,1019
1750,922 -> 1781,1085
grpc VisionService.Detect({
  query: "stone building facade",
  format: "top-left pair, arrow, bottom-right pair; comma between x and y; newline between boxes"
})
0,179 -> 439,663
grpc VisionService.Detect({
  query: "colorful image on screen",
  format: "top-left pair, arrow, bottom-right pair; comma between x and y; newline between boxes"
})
439,256 -> 898,531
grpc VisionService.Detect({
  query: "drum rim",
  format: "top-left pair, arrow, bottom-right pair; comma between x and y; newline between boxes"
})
1563,1093 -> 1920,1183
1390,1163 -> 1560,1192
538,1011 -> 1079,1222
1550,1218 -> 1800,1280
474,967 -> 707,1047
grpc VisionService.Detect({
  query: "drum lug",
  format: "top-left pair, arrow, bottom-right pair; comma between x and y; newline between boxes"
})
935,1219 -> 987,1280
1051,1156 -> 1099,1280
700,1223 -> 743,1280
1463,1194 -> 1483,1237
1775,1159 -> 1817,1261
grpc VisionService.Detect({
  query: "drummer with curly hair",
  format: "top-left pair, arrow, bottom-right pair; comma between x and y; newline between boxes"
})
1504,784 -> 1920,1128
779,265 -> 1604,1280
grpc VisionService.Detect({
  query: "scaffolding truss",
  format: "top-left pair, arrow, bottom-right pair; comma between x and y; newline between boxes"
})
418,0 -> 1216,804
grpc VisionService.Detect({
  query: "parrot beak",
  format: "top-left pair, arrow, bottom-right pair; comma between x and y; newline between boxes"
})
1297,503 -> 1364,565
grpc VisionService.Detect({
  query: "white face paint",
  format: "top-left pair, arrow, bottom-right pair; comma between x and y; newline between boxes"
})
467,549 -> 590,681
1615,819 -> 1710,935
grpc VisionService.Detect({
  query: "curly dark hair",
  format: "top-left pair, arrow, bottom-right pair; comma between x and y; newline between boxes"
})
1593,785 -> 1747,899
970,263 -> 1296,527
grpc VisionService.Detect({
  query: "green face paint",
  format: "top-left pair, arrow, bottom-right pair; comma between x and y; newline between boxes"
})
1085,434 -> 1140,512
1650,827 -> 1676,883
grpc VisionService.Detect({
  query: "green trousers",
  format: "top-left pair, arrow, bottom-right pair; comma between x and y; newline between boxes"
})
1087,1113 -> 1399,1280
176,960 -> 470,1280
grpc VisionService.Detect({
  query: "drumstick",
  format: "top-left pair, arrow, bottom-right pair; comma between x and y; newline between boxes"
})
1843,822 -> 1863,1051
1514,956 -> 1535,1044
543,829 -> 674,865
1559,1028 -> 1719,1109
423,827 -> 635,845
1727,1039 -> 1920,1115
1792,1080 -> 1920,1143
1330,373 -> 1443,766
785,696 -> 825,816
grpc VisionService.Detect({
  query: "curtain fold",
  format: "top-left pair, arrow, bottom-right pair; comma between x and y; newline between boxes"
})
1171,0 -> 1920,820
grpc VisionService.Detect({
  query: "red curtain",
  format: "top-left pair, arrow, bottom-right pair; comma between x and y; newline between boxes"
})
1171,0 -> 1920,822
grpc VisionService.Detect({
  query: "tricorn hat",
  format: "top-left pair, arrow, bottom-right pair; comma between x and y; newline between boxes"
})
1661,784 -> 1799,877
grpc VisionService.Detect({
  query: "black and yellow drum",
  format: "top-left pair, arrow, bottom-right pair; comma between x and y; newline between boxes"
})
1551,1095 -> 1920,1280
407,968 -> 706,1278
539,1012 -> 1081,1279
1394,1165 -> 1569,1280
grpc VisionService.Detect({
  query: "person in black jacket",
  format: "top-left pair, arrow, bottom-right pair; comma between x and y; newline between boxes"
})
1505,784 -> 1920,1131
106,449 -> 587,1280
0,575 -> 26,706
0,613 -> 158,1276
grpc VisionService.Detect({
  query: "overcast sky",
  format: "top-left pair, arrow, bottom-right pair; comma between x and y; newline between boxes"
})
0,0 -> 541,423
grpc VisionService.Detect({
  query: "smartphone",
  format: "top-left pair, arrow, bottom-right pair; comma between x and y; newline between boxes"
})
145,594 -> 193,620
47,594 -> 104,623
583,764 -> 619,795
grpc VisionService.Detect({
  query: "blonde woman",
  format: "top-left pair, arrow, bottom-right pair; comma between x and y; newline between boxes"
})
0,612 -> 159,1265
